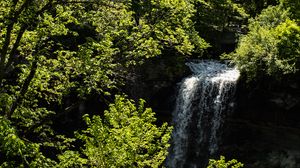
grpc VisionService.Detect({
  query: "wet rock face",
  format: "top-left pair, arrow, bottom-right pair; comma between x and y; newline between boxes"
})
236,75 -> 300,127
221,74 -> 300,168
221,119 -> 300,168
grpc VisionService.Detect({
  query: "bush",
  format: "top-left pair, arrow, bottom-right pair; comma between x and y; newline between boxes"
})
226,5 -> 300,80
58,95 -> 172,168
207,156 -> 243,168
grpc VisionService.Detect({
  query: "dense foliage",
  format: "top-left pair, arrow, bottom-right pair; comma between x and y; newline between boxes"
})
58,95 -> 172,168
0,0 -> 202,166
226,2 -> 300,80
0,0 -> 299,167
192,0 -> 248,55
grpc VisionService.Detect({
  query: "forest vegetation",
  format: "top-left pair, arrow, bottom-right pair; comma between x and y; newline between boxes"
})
0,0 -> 299,167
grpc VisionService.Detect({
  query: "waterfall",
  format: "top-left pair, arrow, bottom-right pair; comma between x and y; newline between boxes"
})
167,60 -> 240,168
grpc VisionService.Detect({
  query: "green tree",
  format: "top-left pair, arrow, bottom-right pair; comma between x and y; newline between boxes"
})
192,0 -> 249,55
58,95 -> 172,168
195,0 -> 248,32
0,0 -> 202,166
0,0 -> 208,119
0,116 -> 57,167
237,0 -> 278,17
225,4 -> 300,80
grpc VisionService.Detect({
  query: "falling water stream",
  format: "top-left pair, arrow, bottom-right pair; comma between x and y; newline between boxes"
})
167,60 -> 240,168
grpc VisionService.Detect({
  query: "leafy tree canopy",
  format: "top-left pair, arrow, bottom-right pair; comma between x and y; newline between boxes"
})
191,0 -> 250,55
0,0 -> 204,166
225,3 -> 300,80
58,95 -> 172,168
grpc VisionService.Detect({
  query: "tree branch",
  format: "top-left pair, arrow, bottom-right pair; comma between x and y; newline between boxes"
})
0,0 -> 31,85
0,22 -> 14,75
7,57 -> 38,119
4,25 -> 27,72
3,0 -> 55,72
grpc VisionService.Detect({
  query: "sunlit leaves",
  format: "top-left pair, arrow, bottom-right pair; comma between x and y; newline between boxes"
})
207,156 -> 243,168
71,95 -> 173,168
0,116 -> 57,167
0,0 -> 206,167
128,0 -> 209,56
274,19 -> 300,74
57,151 -> 88,168
195,0 -> 248,32
226,4 -> 300,80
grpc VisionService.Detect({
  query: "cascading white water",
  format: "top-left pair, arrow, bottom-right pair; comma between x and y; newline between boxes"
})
167,60 -> 240,168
